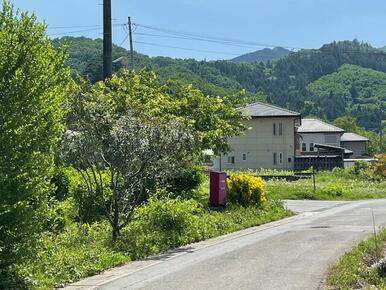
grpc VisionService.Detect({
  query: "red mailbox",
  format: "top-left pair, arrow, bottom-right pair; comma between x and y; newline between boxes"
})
209,171 -> 227,207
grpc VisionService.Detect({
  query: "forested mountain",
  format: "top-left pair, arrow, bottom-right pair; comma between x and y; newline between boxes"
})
55,37 -> 385,132
306,64 -> 386,130
231,47 -> 291,63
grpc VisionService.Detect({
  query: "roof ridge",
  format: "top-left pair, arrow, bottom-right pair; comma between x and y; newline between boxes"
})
303,118 -> 344,131
246,101 -> 300,115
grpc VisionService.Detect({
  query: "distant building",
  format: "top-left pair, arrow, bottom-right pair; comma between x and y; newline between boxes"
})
340,132 -> 369,158
213,102 -> 301,170
297,119 -> 344,154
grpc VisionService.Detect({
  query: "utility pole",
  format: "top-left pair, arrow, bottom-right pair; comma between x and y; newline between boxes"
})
103,0 -> 113,79
128,16 -> 134,70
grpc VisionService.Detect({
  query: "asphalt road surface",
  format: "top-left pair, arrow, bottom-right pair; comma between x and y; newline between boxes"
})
65,199 -> 386,290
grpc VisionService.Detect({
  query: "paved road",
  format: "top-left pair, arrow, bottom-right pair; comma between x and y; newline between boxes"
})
65,199 -> 386,290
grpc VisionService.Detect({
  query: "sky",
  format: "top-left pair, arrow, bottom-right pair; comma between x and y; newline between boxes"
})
8,0 -> 386,60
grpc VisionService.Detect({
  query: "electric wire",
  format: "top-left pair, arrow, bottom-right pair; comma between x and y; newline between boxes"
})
133,40 -> 240,56
133,23 -> 303,51
47,21 -> 386,57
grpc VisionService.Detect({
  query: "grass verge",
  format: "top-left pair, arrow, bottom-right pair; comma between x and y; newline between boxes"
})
265,169 -> 386,201
327,228 -> 386,289
10,196 -> 292,289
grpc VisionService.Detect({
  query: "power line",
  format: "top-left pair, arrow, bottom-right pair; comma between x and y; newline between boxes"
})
133,32 -> 260,49
133,23 -> 303,51
49,27 -> 102,36
48,23 -> 124,30
133,40 -> 240,56
47,21 -> 386,58
48,24 -> 102,30
48,24 -> 126,37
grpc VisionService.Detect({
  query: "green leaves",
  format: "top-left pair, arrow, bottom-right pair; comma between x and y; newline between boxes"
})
0,0 -> 71,270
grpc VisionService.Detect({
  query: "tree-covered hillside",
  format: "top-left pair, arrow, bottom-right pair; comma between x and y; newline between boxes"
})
306,64 -> 386,131
54,37 -> 266,102
55,37 -> 386,132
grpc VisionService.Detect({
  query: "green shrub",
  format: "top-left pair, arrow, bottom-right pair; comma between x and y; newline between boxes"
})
226,174 -> 266,206
374,154 -> 386,178
319,184 -> 346,197
9,223 -> 128,289
351,160 -> 372,176
167,165 -> 206,196
117,197 -> 204,259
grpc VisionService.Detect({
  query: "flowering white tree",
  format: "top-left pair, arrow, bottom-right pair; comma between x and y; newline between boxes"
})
63,112 -> 197,240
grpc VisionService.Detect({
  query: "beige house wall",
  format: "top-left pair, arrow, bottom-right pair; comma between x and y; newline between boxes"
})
215,117 -> 297,170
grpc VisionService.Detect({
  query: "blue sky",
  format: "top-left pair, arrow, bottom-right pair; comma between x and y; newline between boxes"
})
9,0 -> 386,60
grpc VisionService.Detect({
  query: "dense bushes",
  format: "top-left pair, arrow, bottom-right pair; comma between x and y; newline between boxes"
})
4,196 -> 291,289
117,196 -> 289,260
167,165 -> 206,196
227,174 -> 266,206
5,223 -> 128,289
374,154 -> 386,178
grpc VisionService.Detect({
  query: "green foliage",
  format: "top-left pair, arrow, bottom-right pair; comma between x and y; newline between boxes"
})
265,169 -> 386,201
327,228 -> 386,289
117,197 -> 291,260
227,174 -> 266,206
7,223 -> 128,289
350,160 -> 372,176
62,68 -> 247,240
57,37 -> 386,135
167,165 -> 206,197
308,64 -> 386,131
374,154 -> 386,178
5,195 -> 291,289
0,0 -> 71,272
333,116 -> 381,154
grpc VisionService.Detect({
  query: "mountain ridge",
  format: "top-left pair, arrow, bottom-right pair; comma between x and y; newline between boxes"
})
231,47 -> 291,63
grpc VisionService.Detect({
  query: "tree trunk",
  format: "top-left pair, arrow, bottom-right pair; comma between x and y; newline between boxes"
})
112,193 -> 120,241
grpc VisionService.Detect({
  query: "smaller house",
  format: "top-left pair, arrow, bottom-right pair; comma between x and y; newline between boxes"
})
340,132 -> 369,158
297,119 -> 345,154
295,119 -> 351,170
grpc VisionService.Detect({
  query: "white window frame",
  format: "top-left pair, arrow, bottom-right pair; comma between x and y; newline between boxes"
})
242,153 -> 247,161
273,152 -> 277,165
278,123 -> 283,136
302,143 -> 307,152
227,156 -> 235,164
279,152 -> 283,164
273,123 -> 277,136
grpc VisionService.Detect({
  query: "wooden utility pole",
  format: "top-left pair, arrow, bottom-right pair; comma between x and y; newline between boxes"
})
103,0 -> 113,79
128,17 -> 134,70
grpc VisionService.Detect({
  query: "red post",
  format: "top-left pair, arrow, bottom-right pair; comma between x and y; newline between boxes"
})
209,171 -> 227,207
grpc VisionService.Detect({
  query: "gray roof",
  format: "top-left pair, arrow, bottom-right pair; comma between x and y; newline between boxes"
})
341,132 -> 369,142
242,102 -> 300,117
298,119 -> 344,133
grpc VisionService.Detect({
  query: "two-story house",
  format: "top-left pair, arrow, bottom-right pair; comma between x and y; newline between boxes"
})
213,102 -> 301,170
297,119 -> 344,154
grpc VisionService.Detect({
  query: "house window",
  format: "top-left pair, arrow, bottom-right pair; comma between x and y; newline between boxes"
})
273,123 -> 277,136
227,156 -> 235,164
273,152 -> 277,165
242,153 -> 247,161
310,143 -> 314,152
279,123 -> 283,136
288,157 -> 292,163
279,152 -> 283,164
302,143 -> 307,152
